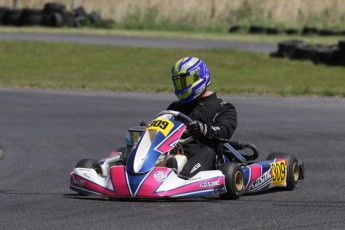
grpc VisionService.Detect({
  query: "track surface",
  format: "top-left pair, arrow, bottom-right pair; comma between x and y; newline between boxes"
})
0,32 -> 276,53
0,88 -> 345,229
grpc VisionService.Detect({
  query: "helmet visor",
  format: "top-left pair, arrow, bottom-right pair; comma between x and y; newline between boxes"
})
172,73 -> 195,91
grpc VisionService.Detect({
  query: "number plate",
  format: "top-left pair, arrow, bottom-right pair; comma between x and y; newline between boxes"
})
146,119 -> 174,136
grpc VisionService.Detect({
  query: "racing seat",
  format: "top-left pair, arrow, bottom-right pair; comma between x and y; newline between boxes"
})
165,155 -> 187,174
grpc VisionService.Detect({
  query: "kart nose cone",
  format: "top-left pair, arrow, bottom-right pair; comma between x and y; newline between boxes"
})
133,154 -> 146,173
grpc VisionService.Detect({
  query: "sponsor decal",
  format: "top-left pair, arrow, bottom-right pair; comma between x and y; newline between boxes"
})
79,168 -> 92,171
189,177 -> 202,181
153,171 -> 167,182
190,163 -> 201,174
249,170 -> 272,191
270,161 -> 286,185
181,57 -> 198,70
200,180 -> 220,188
82,173 -> 91,179
195,84 -> 205,96
73,179 -> 85,186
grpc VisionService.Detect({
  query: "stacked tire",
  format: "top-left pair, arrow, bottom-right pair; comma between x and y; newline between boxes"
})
19,9 -> 42,26
0,7 -> 9,24
271,39 -> 345,67
229,24 -> 345,36
339,40 -> 345,66
42,3 -> 67,27
2,9 -> 22,26
269,40 -> 304,58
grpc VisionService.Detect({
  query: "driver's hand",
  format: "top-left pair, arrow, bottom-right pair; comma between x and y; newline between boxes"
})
188,120 -> 208,136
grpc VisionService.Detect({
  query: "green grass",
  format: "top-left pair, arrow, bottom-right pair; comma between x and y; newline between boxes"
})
0,40 -> 344,97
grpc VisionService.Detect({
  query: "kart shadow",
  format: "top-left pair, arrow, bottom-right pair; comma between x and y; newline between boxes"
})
62,187 -> 295,202
62,193 -> 227,203
0,189 -> 63,196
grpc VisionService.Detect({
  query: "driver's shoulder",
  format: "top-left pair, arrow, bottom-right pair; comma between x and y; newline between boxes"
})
167,101 -> 180,110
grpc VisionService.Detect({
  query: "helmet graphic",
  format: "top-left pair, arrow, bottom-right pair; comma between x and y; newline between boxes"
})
171,57 -> 211,104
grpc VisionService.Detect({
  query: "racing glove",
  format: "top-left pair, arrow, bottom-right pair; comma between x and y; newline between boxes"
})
188,120 -> 209,136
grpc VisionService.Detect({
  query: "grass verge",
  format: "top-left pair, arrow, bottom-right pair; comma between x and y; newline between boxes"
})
0,40 -> 344,97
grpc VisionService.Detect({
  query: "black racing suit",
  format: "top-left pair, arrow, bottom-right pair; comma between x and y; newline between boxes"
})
167,92 -> 237,177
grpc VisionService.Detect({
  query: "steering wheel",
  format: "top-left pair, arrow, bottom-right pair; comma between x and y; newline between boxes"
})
154,110 -> 195,145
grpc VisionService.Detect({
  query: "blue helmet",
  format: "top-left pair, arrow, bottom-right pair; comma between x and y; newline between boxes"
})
171,57 -> 211,104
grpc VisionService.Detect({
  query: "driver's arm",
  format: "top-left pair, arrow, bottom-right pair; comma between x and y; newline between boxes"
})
207,102 -> 237,140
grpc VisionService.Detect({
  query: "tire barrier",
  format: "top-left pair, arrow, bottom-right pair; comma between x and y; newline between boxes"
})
0,7 -> 9,24
229,24 -> 345,37
20,9 -> 43,26
0,2 -> 112,28
270,39 -> 345,67
2,9 -> 22,26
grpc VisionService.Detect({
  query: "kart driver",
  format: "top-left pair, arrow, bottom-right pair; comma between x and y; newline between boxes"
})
167,57 -> 237,178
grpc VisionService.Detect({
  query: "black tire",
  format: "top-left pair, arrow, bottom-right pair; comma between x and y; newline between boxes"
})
43,3 -> 66,13
228,25 -> 241,33
302,27 -> 319,35
277,40 -> 304,58
19,9 -> 42,26
339,40 -> 345,66
290,45 -> 318,60
3,9 -> 22,26
266,152 -> 299,190
266,27 -> 282,35
249,25 -> 266,34
318,29 -> 341,36
339,40 -> 345,52
312,47 -> 340,66
218,163 -> 244,199
0,7 -> 9,24
42,12 -> 64,27
75,159 -> 103,176
285,28 -> 299,35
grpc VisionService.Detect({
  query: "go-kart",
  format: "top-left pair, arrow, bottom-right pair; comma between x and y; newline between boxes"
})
70,110 -> 304,199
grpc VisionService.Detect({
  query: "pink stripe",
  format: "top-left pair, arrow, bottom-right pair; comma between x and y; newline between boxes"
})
249,164 -> 262,181
156,125 -> 186,153
109,166 -> 131,197
136,168 -> 171,197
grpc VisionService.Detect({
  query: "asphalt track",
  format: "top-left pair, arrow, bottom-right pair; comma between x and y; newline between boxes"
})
0,32 -> 344,229
0,31 -> 276,53
1,87 -> 345,230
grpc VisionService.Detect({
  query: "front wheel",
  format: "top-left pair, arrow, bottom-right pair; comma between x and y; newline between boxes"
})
75,159 -> 103,177
266,152 -> 299,190
218,163 -> 244,199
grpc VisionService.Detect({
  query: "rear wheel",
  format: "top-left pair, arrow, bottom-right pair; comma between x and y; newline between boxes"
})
266,152 -> 299,190
75,159 -> 103,176
218,163 -> 244,199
